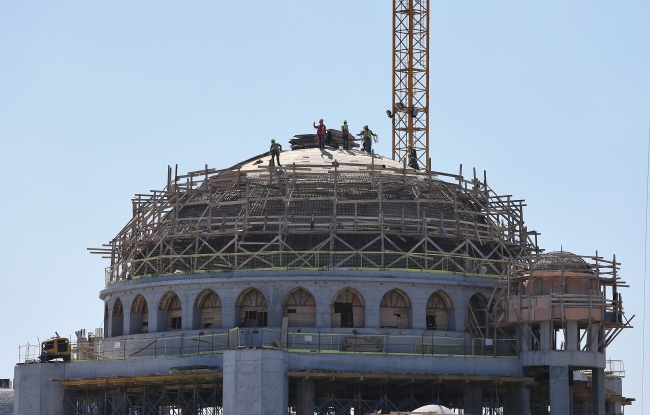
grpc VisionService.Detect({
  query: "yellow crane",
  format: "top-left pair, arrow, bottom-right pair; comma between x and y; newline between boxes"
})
388,0 -> 430,170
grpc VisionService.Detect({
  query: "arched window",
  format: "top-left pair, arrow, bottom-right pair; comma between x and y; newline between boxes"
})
159,292 -> 183,331
380,289 -> 411,328
111,298 -> 124,337
131,295 -> 149,334
331,288 -> 364,328
426,291 -> 454,331
194,290 -> 222,329
467,293 -> 488,336
283,288 -> 316,327
237,288 -> 267,328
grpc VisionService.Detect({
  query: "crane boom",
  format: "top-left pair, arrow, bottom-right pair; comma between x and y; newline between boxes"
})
392,0 -> 430,170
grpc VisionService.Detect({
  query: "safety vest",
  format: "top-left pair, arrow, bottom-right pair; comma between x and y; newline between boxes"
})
271,142 -> 281,152
317,124 -> 326,136
341,124 -> 349,133
363,129 -> 373,139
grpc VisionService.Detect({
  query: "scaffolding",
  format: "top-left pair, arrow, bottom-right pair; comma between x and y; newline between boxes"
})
89,150 -> 539,285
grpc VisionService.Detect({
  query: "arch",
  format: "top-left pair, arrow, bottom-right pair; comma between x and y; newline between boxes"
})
426,291 -> 454,331
194,289 -> 222,329
380,289 -> 411,328
237,288 -> 267,327
130,295 -> 149,334
283,287 -> 316,327
467,293 -> 488,335
111,298 -> 124,337
331,288 -> 364,328
159,291 -> 183,331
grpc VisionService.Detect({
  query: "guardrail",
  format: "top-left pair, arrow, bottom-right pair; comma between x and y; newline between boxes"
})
105,251 -> 506,285
18,329 -> 517,364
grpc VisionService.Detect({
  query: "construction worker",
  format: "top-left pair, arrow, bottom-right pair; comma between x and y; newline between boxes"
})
341,120 -> 350,150
407,144 -> 420,170
313,119 -> 326,150
269,139 -> 282,166
357,125 -> 378,153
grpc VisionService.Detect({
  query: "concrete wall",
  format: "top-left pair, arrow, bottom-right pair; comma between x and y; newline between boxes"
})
100,270 -> 495,336
13,363 -> 65,415
223,349 -> 288,415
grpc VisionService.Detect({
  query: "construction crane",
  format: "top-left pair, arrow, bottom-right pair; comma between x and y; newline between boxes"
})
388,0 -> 430,170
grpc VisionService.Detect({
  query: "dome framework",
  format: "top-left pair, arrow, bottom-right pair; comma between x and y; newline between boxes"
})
91,149 -> 540,285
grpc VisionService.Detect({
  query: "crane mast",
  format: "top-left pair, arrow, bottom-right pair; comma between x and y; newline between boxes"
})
391,0 -> 430,170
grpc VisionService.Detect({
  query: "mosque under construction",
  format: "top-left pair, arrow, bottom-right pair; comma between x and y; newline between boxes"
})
13,145 -> 634,415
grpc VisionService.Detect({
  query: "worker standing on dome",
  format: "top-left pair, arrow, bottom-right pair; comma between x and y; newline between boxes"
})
407,144 -> 419,170
341,120 -> 350,150
357,125 -> 377,153
269,139 -> 282,167
313,119 -> 326,150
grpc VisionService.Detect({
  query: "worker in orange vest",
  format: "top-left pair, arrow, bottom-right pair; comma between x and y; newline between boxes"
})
313,119 -> 326,150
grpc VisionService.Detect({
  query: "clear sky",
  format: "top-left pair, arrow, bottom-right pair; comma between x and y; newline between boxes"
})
1,1 -> 649,411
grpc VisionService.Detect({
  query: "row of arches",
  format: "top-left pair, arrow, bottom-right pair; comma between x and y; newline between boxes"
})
108,287 -> 487,336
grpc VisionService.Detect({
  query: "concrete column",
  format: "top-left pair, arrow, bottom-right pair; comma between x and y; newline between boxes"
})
121,297 -> 132,336
14,362 -> 66,415
221,297 -> 237,328
223,348 -> 288,415
463,383 -> 482,415
588,325 -> 600,352
566,321 -> 578,350
549,366 -> 570,415
267,302 -> 284,327
411,301 -> 426,330
540,321 -> 551,350
145,293 -> 160,333
182,296 -> 194,330
296,378 -> 315,415
364,295 -> 380,329
316,300 -> 331,328
452,292 -> 467,333
592,368 -> 605,415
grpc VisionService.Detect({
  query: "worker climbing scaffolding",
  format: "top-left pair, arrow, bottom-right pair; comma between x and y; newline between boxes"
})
407,144 -> 419,170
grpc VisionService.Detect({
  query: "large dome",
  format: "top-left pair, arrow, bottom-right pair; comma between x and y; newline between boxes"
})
96,147 -> 536,284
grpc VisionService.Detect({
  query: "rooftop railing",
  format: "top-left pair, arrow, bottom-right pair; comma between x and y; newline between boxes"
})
18,328 -> 517,364
105,251 -> 506,285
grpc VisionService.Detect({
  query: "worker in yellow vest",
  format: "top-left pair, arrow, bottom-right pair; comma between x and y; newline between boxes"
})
341,120 -> 350,150
270,139 -> 282,167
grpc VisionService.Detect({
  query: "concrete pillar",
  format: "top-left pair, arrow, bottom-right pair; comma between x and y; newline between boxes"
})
223,348 -> 288,415
121,297 -> 132,336
315,300 -> 331,328
566,321 -> 578,350
592,368 -> 605,415
268,302 -> 284,327
463,383 -> 482,415
14,362 -> 66,415
182,296 -> 194,330
221,296 -> 237,328
549,366 -> 570,415
588,325 -> 600,352
296,378 -> 315,415
411,301 -> 426,330
540,321 -> 551,350
145,293 -> 160,333
364,295 -> 380,329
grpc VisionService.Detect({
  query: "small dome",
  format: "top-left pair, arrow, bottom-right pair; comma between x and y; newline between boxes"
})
532,251 -> 593,273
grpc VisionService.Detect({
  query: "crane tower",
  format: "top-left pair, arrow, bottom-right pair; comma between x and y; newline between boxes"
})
391,0 -> 430,170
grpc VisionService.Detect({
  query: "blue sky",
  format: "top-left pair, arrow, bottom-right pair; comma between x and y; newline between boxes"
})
1,1 -> 649,411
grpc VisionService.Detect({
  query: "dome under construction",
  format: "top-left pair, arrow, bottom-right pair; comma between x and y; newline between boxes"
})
104,147 -> 534,284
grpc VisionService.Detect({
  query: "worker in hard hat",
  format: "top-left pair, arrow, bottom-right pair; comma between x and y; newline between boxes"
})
313,119 -> 326,150
341,120 -> 350,150
357,125 -> 378,153
269,139 -> 282,167
407,144 -> 420,170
